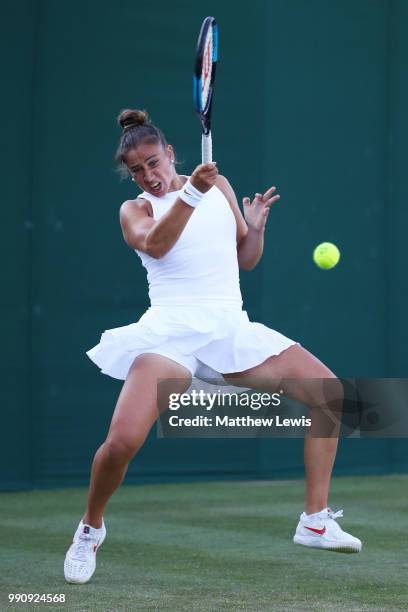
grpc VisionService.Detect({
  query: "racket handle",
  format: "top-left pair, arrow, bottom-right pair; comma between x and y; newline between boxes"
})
202,132 -> 212,163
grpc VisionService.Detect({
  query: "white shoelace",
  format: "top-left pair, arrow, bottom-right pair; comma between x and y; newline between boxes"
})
327,508 -> 344,520
71,534 -> 95,562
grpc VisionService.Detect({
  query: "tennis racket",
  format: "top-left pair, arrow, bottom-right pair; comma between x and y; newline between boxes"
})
193,16 -> 218,163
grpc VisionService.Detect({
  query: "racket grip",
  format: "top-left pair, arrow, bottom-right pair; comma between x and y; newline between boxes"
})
201,133 -> 212,163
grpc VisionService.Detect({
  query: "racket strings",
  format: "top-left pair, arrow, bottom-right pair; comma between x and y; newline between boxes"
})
201,30 -> 213,109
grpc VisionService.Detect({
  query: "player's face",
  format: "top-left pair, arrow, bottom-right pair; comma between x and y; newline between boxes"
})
126,142 -> 177,197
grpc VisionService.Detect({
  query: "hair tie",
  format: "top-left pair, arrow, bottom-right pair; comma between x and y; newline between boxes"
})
123,123 -> 137,132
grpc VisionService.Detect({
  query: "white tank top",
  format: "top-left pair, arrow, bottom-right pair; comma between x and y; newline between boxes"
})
136,184 -> 243,306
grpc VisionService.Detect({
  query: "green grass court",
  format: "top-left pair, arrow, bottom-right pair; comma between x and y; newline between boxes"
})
1,475 -> 407,611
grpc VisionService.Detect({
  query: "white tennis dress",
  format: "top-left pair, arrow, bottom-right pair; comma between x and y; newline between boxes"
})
87,183 -> 296,379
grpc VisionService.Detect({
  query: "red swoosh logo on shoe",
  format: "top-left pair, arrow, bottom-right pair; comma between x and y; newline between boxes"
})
305,526 -> 326,535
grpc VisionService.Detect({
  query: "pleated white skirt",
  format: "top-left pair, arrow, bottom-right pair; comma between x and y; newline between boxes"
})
87,303 -> 296,380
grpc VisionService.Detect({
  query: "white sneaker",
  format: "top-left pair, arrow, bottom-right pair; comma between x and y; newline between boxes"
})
293,508 -> 362,553
64,519 -> 106,584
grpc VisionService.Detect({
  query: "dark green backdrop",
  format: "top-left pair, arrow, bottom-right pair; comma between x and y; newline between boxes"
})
2,0 -> 407,490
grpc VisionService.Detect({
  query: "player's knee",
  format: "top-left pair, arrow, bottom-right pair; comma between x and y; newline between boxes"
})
308,376 -> 344,410
104,434 -> 141,464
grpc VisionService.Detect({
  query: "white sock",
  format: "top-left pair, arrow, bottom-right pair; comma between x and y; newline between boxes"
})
304,507 -> 328,519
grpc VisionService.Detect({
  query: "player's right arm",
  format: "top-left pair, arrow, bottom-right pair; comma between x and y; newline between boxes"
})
120,162 -> 218,258
120,198 -> 194,259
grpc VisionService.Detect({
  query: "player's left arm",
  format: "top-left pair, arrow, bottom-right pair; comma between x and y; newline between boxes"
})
216,175 -> 280,270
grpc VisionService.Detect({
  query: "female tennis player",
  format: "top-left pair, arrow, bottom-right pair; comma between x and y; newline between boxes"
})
64,109 -> 361,584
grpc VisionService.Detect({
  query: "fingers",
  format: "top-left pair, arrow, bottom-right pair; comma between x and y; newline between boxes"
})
191,162 -> 218,193
192,162 -> 218,177
198,162 -> 218,174
265,194 -> 280,207
197,163 -> 218,181
259,187 -> 280,208
244,187 -> 280,230
260,186 -> 280,208
246,189 -> 280,207
263,185 -> 277,200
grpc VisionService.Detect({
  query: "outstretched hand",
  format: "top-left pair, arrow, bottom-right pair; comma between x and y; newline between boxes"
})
243,186 -> 280,231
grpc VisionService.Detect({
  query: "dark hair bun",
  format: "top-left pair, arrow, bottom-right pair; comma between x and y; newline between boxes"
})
118,109 -> 150,131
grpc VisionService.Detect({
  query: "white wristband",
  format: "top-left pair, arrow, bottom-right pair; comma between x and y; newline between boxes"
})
179,179 -> 205,208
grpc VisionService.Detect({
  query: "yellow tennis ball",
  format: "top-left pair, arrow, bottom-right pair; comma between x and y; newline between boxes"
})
313,242 -> 340,270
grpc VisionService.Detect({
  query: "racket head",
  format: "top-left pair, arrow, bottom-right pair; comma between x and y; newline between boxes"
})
193,16 -> 218,135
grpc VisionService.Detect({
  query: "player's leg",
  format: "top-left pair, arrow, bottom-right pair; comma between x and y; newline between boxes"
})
82,354 -> 192,527
223,344 -> 361,552
64,354 -> 192,583
224,344 -> 340,510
